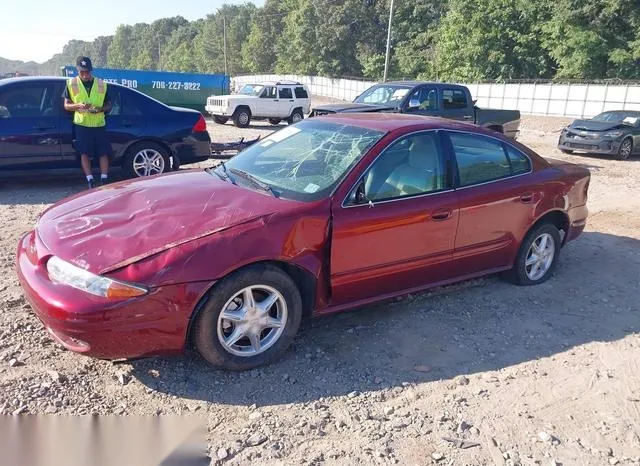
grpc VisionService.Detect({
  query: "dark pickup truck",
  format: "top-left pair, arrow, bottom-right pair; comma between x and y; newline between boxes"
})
309,81 -> 521,139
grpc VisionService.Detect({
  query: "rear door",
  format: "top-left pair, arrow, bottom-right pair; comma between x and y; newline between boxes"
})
61,85 -> 147,163
440,87 -> 474,123
277,86 -> 295,117
0,80 -> 62,169
444,130 -> 536,274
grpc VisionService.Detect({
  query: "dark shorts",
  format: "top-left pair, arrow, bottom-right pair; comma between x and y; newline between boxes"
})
73,125 -> 113,159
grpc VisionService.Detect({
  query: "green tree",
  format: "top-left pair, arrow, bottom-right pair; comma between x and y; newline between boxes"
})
542,0 -> 640,79
434,0 -> 555,81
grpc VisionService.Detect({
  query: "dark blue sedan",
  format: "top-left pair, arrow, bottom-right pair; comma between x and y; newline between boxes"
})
0,77 -> 211,177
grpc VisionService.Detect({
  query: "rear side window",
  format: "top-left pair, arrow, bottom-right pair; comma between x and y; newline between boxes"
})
279,87 -> 293,99
505,145 -> 531,175
449,132 -> 511,186
294,86 -> 308,99
108,88 -> 144,116
443,89 -> 468,109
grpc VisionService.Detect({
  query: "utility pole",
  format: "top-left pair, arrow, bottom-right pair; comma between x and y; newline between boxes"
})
383,0 -> 394,82
223,15 -> 228,75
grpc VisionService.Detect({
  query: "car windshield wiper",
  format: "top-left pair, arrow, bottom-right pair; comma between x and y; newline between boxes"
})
206,161 -> 236,185
229,168 -> 279,198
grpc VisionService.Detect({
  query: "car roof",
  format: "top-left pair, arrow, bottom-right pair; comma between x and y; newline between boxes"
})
0,76 -> 67,85
378,81 -> 466,88
314,112 -> 481,133
597,110 -> 640,117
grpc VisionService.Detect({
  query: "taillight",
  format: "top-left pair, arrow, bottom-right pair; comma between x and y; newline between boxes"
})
192,114 -> 207,133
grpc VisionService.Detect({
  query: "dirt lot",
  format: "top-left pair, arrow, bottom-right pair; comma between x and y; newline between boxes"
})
1,99 -> 640,466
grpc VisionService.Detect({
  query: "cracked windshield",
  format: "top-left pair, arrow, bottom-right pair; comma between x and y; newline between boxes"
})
219,120 -> 384,200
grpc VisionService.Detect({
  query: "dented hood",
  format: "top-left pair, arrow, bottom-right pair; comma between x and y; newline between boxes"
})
36,170 -> 287,274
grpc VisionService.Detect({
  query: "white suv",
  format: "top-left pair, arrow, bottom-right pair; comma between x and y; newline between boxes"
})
205,81 -> 311,128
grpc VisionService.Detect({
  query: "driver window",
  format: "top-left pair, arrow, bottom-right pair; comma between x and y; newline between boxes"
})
357,132 -> 447,203
0,84 -> 51,118
261,86 -> 277,99
408,87 -> 438,110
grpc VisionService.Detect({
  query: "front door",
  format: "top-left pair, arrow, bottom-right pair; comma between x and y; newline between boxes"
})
0,81 -> 62,169
255,86 -> 278,118
330,130 -> 459,305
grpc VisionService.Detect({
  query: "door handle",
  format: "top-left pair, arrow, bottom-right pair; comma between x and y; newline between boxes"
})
431,210 -> 452,221
121,120 -> 133,128
463,115 -> 473,120
289,100 -> 294,102
520,193 -> 534,203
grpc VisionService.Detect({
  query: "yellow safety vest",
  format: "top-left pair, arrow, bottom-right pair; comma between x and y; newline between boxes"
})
66,77 -> 107,127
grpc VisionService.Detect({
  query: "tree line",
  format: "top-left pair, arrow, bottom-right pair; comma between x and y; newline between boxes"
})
3,0 -> 640,82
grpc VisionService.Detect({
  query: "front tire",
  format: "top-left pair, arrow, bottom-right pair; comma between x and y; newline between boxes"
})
123,141 -> 170,179
617,137 -> 633,160
233,108 -> 251,128
507,223 -> 561,286
193,264 -> 303,371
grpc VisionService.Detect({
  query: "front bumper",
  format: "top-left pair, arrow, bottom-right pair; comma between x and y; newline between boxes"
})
558,133 -> 621,155
15,230 -> 209,360
205,105 -> 229,116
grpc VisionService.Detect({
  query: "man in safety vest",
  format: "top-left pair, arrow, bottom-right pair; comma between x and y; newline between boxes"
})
63,56 -> 113,189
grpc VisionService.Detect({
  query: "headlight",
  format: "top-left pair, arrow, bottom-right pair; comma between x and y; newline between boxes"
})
46,256 -> 148,299
604,130 -> 624,138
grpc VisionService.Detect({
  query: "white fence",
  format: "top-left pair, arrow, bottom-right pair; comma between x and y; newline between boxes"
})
233,74 -> 640,119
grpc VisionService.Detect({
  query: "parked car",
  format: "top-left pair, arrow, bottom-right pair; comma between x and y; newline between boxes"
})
309,81 -> 521,139
557,110 -> 640,160
17,114 -> 590,371
205,81 -> 311,128
0,76 -> 211,178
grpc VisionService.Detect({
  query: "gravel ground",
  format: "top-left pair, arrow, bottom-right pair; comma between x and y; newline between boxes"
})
1,98 -> 640,466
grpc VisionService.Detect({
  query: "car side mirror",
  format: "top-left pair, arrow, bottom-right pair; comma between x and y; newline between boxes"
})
349,180 -> 373,206
408,98 -> 421,109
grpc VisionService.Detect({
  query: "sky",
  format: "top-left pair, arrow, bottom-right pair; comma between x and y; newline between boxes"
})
0,0 -> 264,63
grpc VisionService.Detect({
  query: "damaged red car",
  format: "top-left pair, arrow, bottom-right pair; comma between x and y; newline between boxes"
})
16,113 -> 590,371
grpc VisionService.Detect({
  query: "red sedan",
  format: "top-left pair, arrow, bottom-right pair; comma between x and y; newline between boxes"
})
16,114 -> 590,371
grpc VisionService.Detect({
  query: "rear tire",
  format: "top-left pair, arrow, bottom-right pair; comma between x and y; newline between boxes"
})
505,223 -> 561,286
287,109 -> 304,125
213,116 -> 228,125
193,264 -> 303,371
617,137 -> 633,160
123,141 -> 171,179
233,108 -> 251,128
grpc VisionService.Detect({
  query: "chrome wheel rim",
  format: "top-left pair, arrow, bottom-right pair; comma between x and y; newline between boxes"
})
525,233 -> 555,281
292,113 -> 302,123
133,149 -> 165,176
620,139 -> 632,159
238,112 -> 249,125
217,285 -> 288,357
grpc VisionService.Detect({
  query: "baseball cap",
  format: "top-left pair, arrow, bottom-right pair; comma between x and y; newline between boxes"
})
76,56 -> 93,71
